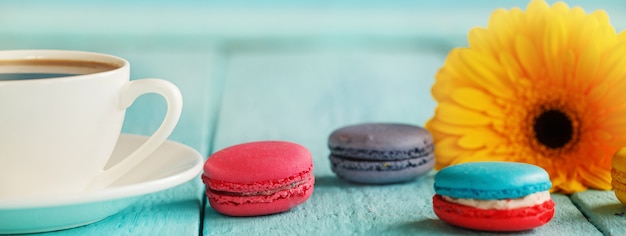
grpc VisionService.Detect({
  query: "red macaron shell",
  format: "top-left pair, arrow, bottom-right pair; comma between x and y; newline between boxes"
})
202,141 -> 315,216
207,176 -> 314,216
432,195 -> 555,232
204,141 -> 312,184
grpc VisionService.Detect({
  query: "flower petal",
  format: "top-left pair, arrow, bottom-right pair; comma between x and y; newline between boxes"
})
559,179 -> 588,193
576,43 -> 600,93
452,49 -> 514,100
433,138 -> 465,166
450,87 -> 503,115
543,15 -> 568,85
426,119 -> 475,135
580,165 -> 612,190
468,28 -> 493,53
429,0 -> 626,194
526,0 -> 550,16
498,51 -> 523,83
487,8 -> 518,51
515,35 -> 543,80
592,130 -> 613,142
435,102 -> 492,126
462,149 -> 509,163
457,129 -> 503,149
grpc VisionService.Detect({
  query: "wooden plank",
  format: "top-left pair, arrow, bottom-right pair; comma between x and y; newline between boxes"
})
209,49 -> 445,149
571,190 -> 626,236
32,181 -> 202,236
204,50 -> 601,235
428,194 -> 602,235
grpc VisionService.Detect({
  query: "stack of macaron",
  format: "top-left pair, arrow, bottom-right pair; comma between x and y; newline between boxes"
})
432,161 -> 555,231
327,123 -> 435,184
202,141 -> 314,216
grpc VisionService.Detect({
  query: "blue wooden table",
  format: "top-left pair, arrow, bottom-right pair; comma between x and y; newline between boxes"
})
1,1 -> 626,235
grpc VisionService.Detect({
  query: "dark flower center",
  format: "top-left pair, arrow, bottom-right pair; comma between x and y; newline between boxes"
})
533,109 -> 573,149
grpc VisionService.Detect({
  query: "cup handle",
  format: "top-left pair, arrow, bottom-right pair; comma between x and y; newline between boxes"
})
87,78 -> 183,190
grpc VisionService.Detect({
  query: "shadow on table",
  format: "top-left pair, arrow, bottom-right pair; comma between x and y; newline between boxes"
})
592,202 -> 626,217
313,174 -> 434,188
312,175 -> 354,188
587,202 -> 626,236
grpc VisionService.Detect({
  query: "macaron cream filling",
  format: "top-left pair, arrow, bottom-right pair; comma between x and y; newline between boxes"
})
203,141 -> 315,216
205,166 -> 313,193
327,123 -> 435,184
207,173 -> 314,197
433,162 -> 555,231
329,143 -> 434,161
441,191 -> 551,210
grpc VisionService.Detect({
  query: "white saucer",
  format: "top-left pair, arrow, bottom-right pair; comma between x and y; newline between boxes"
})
0,134 -> 204,234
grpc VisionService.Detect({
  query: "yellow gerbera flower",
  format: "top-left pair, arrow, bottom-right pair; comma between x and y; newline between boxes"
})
426,0 -> 626,193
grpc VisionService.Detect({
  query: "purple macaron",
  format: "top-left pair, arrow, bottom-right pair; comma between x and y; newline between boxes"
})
328,123 -> 434,184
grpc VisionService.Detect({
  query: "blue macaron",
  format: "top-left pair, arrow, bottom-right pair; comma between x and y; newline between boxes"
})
434,162 -> 552,199
328,123 -> 434,184
432,161 -> 555,231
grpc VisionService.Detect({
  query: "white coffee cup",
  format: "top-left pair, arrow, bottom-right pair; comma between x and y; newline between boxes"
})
0,50 -> 183,199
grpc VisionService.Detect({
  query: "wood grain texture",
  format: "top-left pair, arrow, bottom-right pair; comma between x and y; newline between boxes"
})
31,181 -> 202,236
203,50 -> 602,235
571,190 -> 626,236
209,49 -> 445,173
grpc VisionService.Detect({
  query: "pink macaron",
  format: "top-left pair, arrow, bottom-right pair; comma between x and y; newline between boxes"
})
202,141 -> 315,216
